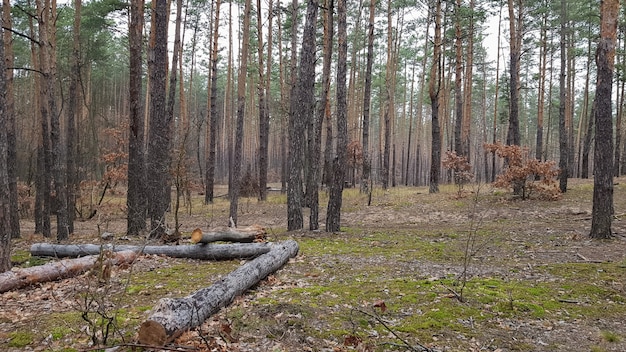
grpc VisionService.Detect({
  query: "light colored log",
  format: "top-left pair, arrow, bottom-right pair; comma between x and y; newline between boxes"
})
0,250 -> 138,293
137,240 -> 299,345
30,242 -> 272,260
190,225 -> 266,244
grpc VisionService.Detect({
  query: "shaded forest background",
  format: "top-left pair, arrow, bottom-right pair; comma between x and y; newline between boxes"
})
0,0 -> 623,239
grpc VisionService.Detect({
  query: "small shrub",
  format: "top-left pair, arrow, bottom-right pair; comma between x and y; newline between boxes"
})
485,142 -> 560,200
443,151 -> 474,198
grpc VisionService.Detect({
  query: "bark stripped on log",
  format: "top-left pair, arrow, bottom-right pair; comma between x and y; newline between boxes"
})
190,225 -> 266,244
137,240 -> 299,346
0,250 -> 137,293
30,242 -> 271,260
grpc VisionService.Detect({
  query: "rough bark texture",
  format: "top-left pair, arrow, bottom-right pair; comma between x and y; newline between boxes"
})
229,0 -> 252,226
326,0 -> 347,232
30,242 -> 272,260
558,0 -> 568,193
127,0 -> 146,236
287,0 -> 317,231
146,0 -> 171,238
257,0 -> 269,202
205,0 -> 221,204
590,0 -> 618,239
506,0 -> 521,147
429,0 -> 442,194
137,240 -> 299,345
0,10 -> 12,272
0,251 -> 138,293
361,0 -> 375,193
3,0 -> 19,239
190,225 -> 266,244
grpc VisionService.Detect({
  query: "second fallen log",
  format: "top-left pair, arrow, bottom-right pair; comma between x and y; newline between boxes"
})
30,242 -> 271,260
137,240 -> 299,346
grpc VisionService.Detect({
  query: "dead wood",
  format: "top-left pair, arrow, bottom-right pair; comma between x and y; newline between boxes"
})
30,242 -> 272,260
0,250 -> 137,293
137,240 -> 299,346
190,225 -> 266,244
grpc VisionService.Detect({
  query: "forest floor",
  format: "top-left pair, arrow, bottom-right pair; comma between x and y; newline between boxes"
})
1,177 -> 626,352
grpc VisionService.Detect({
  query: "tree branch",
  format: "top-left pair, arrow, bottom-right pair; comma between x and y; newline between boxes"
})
2,26 -> 40,46
7,66 -> 44,75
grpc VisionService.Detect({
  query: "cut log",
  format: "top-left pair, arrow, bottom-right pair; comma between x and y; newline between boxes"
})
0,250 -> 137,293
137,240 -> 299,346
190,225 -> 266,244
30,242 -> 271,260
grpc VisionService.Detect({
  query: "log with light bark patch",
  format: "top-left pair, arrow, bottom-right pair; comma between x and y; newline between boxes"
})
30,242 -> 272,260
137,240 -> 299,346
190,224 -> 266,244
0,250 -> 138,293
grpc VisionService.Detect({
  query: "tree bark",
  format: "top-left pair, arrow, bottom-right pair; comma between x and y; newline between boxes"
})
137,240 -> 299,345
326,0 -> 347,232
3,0 -> 19,239
558,0 -> 568,193
205,0 -> 221,204
127,0 -> 147,235
30,242 -> 273,260
506,0 -> 521,147
229,0 -> 252,226
429,0 -> 442,194
590,0 -> 619,239
0,251 -> 138,293
190,225 -> 266,244
0,9 -> 11,272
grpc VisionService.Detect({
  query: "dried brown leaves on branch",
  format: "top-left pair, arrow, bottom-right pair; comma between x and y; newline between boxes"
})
443,151 -> 474,198
485,142 -> 560,200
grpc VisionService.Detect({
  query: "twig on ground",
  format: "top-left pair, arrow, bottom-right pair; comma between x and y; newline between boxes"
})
354,308 -> 434,352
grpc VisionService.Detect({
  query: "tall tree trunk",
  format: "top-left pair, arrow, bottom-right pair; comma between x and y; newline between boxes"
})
308,0 -> 333,230
127,0 -> 146,235
146,0 -> 170,238
229,0 -> 252,226
536,13 -> 547,161
581,100 -> 595,179
257,0 -> 269,201
558,0 -> 568,192
326,0 -> 347,232
491,4 -> 502,182
3,0 -> 19,238
205,0 -> 221,204
590,0 -> 618,239
506,0 -> 521,147
288,0 -> 318,231
429,0 -> 442,194
166,0 -> 183,212
462,0 -> 474,161
361,0 -> 375,193
0,4 -> 12,272
453,0 -> 463,158
66,0 -> 81,236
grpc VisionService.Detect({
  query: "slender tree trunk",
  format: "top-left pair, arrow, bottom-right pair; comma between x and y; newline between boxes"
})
3,0 -> 19,238
453,0 -> 463,158
491,4 -> 502,182
326,0 -> 347,232
506,0 -> 521,147
205,0 -> 221,204
229,0 -> 252,226
288,0 -> 318,231
308,0 -> 333,230
590,0 -> 618,239
127,0 -> 146,235
361,0 -> 375,193
558,0 -> 568,192
429,0 -> 442,194
462,0 -> 474,161
257,0 -> 269,201
0,4 -> 12,272
146,0 -> 170,238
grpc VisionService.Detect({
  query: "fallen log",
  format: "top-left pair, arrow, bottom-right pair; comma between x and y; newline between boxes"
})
137,240 -> 299,346
30,242 -> 271,260
190,225 -> 266,244
0,250 -> 137,293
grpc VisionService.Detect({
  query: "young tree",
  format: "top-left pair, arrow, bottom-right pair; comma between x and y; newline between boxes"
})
506,0 -> 522,147
429,0 -> 442,194
257,0 -> 269,202
0,7 -> 12,272
326,0 -> 347,232
360,0 -> 375,194
127,0 -> 146,235
590,0 -> 619,239
229,0 -> 252,226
